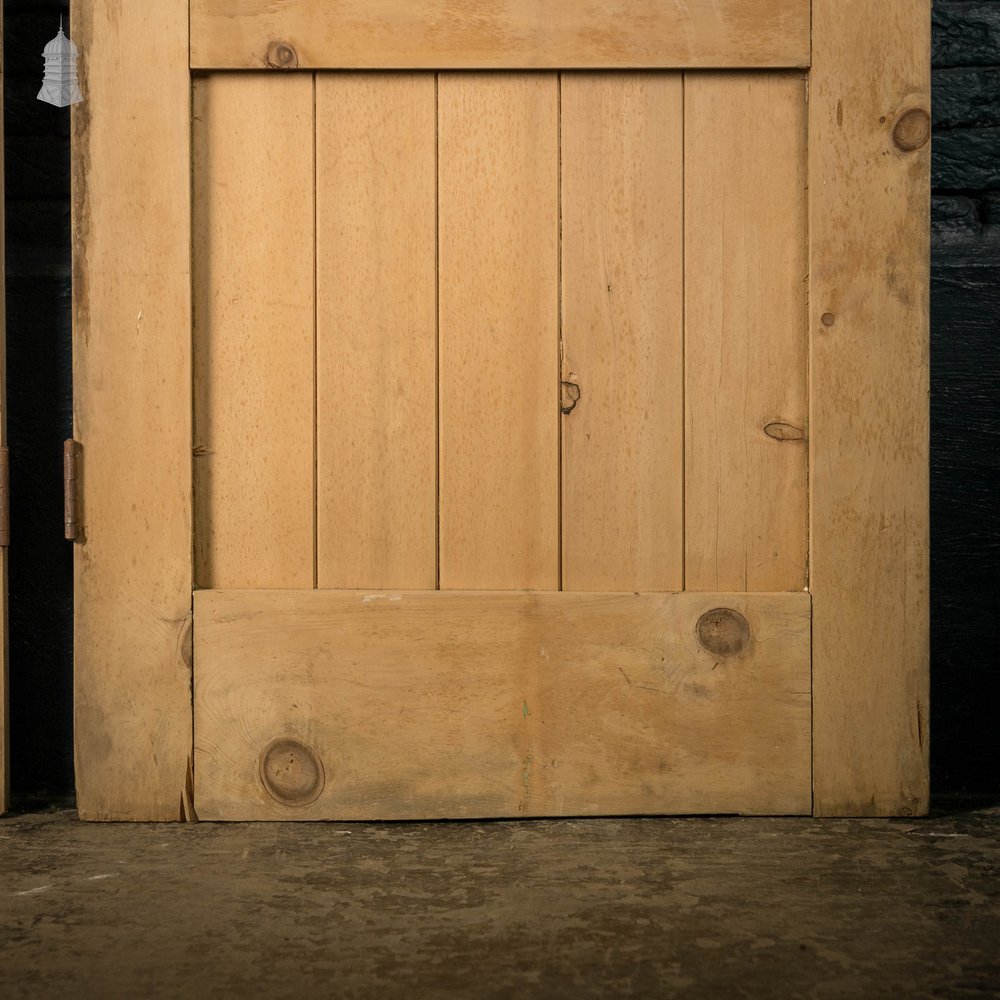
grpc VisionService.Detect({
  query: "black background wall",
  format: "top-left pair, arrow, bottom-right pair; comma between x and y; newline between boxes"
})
3,1 -> 998,807
4,0 -> 73,805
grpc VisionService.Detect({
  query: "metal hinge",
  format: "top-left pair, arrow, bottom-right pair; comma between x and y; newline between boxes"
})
64,439 -> 81,542
0,447 -> 9,547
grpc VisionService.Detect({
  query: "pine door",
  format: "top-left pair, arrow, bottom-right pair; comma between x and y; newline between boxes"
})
72,1 -> 930,821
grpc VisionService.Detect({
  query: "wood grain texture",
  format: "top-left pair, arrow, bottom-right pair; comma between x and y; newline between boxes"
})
190,0 -> 811,71
561,73 -> 684,591
71,1 -> 193,819
810,0 -> 931,816
438,74 -> 559,589
316,74 -> 437,590
685,72 -> 808,592
194,589 -> 812,820
193,74 -> 315,590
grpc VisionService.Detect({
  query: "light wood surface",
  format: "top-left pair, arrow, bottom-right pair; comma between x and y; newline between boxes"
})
684,72 -> 808,592
74,3 -> 929,821
190,0 -> 811,71
72,1 -> 193,819
438,74 -> 559,589
561,73 -> 684,591
193,74 -> 315,590
810,0 -> 931,816
316,74 -> 437,590
194,589 -> 812,820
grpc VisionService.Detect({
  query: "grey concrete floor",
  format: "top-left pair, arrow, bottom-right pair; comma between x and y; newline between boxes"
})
1,806 -> 998,999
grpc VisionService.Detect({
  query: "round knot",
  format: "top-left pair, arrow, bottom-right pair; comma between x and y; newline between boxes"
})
266,41 -> 299,69
891,108 -> 930,152
259,738 -> 325,805
696,608 -> 751,658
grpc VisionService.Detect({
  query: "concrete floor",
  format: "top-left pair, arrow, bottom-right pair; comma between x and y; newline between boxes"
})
1,805 -> 998,999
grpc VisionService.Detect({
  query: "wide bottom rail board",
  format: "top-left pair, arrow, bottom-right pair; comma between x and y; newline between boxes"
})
194,590 -> 812,819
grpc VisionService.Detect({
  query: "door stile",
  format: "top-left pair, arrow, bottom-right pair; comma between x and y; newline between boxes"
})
72,1 -> 193,820
809,0 -> 931,816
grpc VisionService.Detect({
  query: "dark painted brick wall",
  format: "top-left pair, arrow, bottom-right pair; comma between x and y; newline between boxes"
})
930,1 -> 1000,797
4,0 -> 73,805
2,1 -> 998,805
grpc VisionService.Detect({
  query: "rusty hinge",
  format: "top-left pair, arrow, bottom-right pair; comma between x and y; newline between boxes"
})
0,447 -> 9,547
64,439 -> 81,542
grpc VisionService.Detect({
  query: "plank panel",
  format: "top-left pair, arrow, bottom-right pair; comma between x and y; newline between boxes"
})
684,72 -> 808,592
438,74 -> 559,589
191,0 -> 811,70
810,1 -> 930,816
316,74 -> 437,590
561,73 -> 684,592
194,589 -> 812,819
72,1 -> 192,819
193,74 -> 315,590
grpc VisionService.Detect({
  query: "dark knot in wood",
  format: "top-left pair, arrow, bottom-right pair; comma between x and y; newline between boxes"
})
259,737 -> 325,805
696,608 -> 751,658
267,40 -> 299,69
891,108 -> 930,152
560,381 -> 581,415
763,421 -> 805,442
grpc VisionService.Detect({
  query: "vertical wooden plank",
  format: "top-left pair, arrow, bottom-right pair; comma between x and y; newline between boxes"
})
316,74 -> 437,589
438,74 -> 559,589
811,1 -> 931,816
561,73 -> 684,592
72,1 -> 192,819
193,74 -> 315,590
685,72 -> 808,592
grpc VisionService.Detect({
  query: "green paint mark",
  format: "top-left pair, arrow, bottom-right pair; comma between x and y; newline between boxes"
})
522,700 -> 530,719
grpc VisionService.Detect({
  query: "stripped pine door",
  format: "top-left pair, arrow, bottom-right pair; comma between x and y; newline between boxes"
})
73,1 -> 930,820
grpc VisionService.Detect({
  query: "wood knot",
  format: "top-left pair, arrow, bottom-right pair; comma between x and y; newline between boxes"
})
560,381 -> 581,415
696,608 -> 750,658
891,108 -> 930,152
266,40 -> 299,69
763,421 -> 805,442
259,738 -> 325,805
